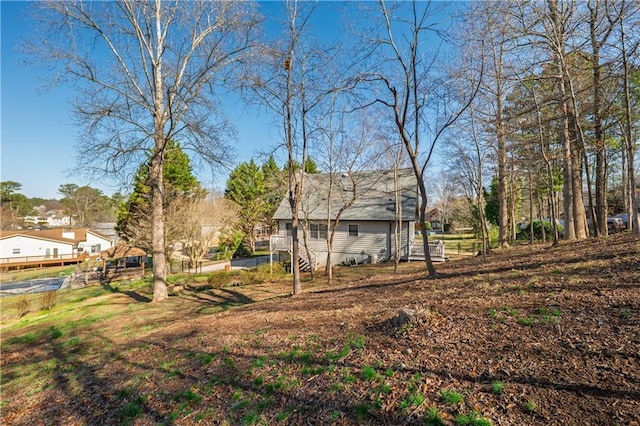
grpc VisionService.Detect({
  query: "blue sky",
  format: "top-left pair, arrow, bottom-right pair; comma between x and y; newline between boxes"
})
1,1 -> 284,199
1,1 -> 457,200
0,2 -> 301,199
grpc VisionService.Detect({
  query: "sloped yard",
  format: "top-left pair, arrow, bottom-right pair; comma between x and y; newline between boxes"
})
1,234 -> 639,425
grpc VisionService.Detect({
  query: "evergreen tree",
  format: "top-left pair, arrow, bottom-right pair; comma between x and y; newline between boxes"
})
224,160 -> 267,253
262,155 -> 286,234
0,181 -> 35,229
484,177 -> 499,226
117,141 -> 203,254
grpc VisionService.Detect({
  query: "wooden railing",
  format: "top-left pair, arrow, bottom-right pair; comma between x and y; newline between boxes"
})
269,235 -> 317,271
408,240 -> 446,261
0,253 -> 89,271
269,235 -> 292,251
0,252 -> 88,264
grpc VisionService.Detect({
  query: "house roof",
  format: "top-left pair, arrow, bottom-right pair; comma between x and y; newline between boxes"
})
101,243 -> 146,259
0,228 -> 112,245
272,168 -> 418,222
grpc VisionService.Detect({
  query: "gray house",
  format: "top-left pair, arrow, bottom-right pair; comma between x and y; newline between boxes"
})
271,168 -> 419,269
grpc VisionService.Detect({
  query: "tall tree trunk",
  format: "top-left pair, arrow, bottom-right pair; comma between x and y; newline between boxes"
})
619,3 -> 640,234
289,180 -> 302,295
495,53 -> 509,248
151,5 -> 168,303
394,164 -> 401,273
589,2 -> 608,237
151,146 -> 168,302
567,105 -> 588,240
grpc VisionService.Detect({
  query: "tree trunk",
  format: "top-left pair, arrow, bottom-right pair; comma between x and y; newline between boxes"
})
150,147 -> 168,303
619,7 -> 640,234
151,6 -> 168,303
567,106 -> 588,239
495,62 -> 509,248
289,176 -> 302,295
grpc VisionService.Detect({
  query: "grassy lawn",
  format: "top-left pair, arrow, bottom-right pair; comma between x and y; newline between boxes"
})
2,235 -> 638,425
417,232 -> 482,258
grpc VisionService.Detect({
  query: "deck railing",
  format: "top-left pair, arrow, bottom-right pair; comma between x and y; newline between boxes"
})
409,240 -> 446,261
269,235 -> 317,271
0,252 -> 88,264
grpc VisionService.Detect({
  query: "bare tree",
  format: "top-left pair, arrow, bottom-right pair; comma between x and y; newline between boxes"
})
176,194 -> 239,269
359,1 -> 482,276
312,104 -> 383,283
27,1 -> 260,301
613,0 -> 640,234
447,106 -> 492,259
245,1 -> 315,295
457,2 -> 522,248
246,1 -> 353,294
513,0 -> 589,240
436,170 -> 466,231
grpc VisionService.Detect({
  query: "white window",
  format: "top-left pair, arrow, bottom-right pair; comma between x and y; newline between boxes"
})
310,223 -> 328,239
12,248 -> 21,255
91,244 -> 101,254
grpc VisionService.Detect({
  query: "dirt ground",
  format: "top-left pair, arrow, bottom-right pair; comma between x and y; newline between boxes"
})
1,234 -> 639,425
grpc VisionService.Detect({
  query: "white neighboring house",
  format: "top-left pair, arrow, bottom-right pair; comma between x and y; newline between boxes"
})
0,228 -> 114,264
271,168 -> 419,269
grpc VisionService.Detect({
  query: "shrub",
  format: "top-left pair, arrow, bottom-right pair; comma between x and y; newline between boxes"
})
241,262 -> 287,285
40,291 -> 57,311
206,271 -> 236,288
14,296 -> 30,318
217,230 -> 246,260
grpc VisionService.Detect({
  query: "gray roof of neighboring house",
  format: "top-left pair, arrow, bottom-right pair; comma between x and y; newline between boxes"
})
272,168 -> 418,222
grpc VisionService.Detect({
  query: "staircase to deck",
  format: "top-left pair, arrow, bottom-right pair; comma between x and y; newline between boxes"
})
269,235 -> 318,272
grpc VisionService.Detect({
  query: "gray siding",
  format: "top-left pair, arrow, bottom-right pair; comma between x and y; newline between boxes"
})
276,220 -> 413,267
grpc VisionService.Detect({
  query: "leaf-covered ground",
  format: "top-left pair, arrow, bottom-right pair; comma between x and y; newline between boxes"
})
1,234 -> 639,425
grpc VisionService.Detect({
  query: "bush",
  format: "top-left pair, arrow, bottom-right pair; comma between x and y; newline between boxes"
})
14,296 -> 30,318
40,291 -> 57,311
217,230 -> 246,260
206,271 -> 237,288
241,262 -> 287,284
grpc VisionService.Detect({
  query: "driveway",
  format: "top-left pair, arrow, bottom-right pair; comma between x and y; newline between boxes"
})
200,256 -> 271,273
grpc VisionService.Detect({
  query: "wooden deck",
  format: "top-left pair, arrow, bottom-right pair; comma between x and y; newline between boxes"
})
0,253 -> 89,271
406,241 -> 446,262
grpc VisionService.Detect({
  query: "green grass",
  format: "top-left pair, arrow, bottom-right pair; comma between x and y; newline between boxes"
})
424,407 -> 445,425
173,389 -> 202,404
361,366 -> 377,381
400,392 -> 424,412
196,352 -> 215,364
440,389 -> 464,405
455,411 -> 492,425
491,380 -> 504,395
353,402 -> 373,421
523,400 -> 537,413
117,395 -> 146,421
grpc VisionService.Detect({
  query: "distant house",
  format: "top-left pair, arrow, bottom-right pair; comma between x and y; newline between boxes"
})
0,228 -> 114,267
271,168 -> 419,269
91,223 -> 118,241
425,208 -> 443,230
